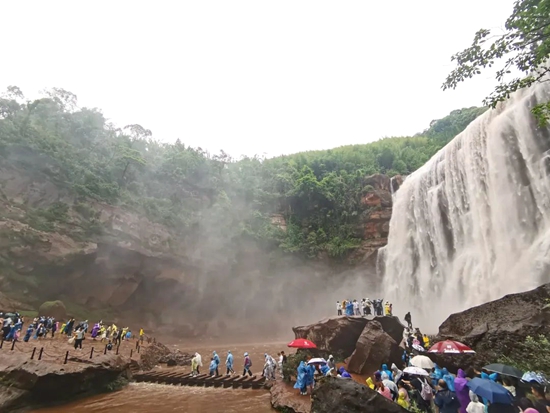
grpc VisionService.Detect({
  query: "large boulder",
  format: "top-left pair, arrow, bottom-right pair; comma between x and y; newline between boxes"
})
270,380 -> 311,413
293,316 -> 368,358
139,341 -> 172,371
347,321 -> 402,375
0,352 -> 130,411
159,349 -> 193,367
311,377 -> 408,413
38,300 -> 67,320
373,316 -> 405,344
436,283 -> 550,362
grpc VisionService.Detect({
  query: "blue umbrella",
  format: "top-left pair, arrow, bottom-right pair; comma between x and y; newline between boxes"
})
468,378 -> 513,404
521,371 -> 548,385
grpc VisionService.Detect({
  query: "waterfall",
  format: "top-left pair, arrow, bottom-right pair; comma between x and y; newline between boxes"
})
383,81 -> 550,330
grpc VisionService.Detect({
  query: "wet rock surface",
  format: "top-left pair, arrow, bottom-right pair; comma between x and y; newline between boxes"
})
159,349 -> 193,367
139,341 -> 192,370
311,377 -> 407,413
347,321 -> 402,375
0,352 -> 130,412
270,380 -> 311,413
436,282 -> 550,362
293,316 -> 368,358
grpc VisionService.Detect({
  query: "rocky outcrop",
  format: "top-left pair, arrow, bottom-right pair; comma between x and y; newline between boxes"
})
311,377 -> 407,413
372,316 -> 405,344
293,316 -> 369,358
270,380 -> 311,413
347,321 -> 402,375
38,300 -> 67,320
159,349 -> 193,367
436,283 -> 550,362
0,352 -> 130,412
139,341 -> 172,371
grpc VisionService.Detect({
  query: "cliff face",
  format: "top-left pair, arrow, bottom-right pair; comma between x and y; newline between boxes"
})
0,155 -> 401,335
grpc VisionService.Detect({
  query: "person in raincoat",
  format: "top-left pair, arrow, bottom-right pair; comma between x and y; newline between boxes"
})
91,323 -> 100,339
243,352 -> 252,376
263,354 -> 275,380
194,352 -> 203,374
441,368 -> 455,391
319,363 -> 331,376
466,390 -> 485,413
23,325 -> 34,342
226,351 -> 234,374
381,364 -> 393,381
338,367 -> 352,378
327,355 -> 335,371
454,368 -> 470,413
423,334 -> 430,349
209,358 -> 217,376
212,351 -> 220,376
384,301 -> 391,315
191,354 -> 199,377
293,361 -> 308,395
397,389 -> 410,408
345,300 -> 354,316
391,363 -> 403,383
305,362 -> 315,393
432,363 -> 443,387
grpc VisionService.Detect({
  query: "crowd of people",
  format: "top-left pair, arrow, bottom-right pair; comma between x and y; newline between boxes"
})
336,299 -> 393,316
0,311 -> 145,352
353,359 -> 549,413
190,350 -> 289,379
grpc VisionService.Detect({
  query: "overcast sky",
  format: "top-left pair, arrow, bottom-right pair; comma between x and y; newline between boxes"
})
1,0 -> 514,158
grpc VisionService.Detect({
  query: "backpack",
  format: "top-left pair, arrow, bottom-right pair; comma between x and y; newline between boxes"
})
419,378 -> 433,401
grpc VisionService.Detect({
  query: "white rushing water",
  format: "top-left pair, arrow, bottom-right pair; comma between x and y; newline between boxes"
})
383,81 -> 550,330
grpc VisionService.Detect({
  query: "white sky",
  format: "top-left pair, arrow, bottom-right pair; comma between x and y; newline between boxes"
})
1,0 -> 514,158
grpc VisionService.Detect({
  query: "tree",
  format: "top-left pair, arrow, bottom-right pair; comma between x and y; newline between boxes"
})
442,0 -> 550,125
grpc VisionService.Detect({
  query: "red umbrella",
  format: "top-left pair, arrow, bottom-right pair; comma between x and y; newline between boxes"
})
428,340 -> 475,354
287,338 -> 317,349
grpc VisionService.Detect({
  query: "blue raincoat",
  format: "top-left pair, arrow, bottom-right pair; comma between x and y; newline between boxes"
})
213,351 -> 220,366
381,364 -> 393,381
226,351 -> 234,369
293,361 -> 308,389
209,359 -> 217,375
23,326 -> 33,342
338,367 -> 352,378
432,363 -> 443,387
320,364 -> 331,376
305,364 -> 315,386
442,368 -> 455,391
345,302 -> 354,316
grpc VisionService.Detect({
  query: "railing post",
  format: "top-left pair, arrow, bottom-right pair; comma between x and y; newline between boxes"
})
116,345 -> 119,355
137,345 -> 140,354
90,347 -> 94,359
0,339 -> 4,349
38,347 -> 44,360
104,345 -> 107,355
64,351 -> 69,364
31,347 -> 36,360
10,340 -> 16,351
130,349 -> 133,358
135,341 -> 139,350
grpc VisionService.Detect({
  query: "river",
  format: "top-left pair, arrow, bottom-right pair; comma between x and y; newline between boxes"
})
32,340 -> 286,413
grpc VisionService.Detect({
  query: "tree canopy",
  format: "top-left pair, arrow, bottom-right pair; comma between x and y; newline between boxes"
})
0,86 -> 484,260
443,0 -> 550,125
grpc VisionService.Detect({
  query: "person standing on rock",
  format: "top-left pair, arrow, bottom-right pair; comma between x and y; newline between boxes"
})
336,301 -> 342,316
405,312 -> 413,329
243,352 -> 252,376
294,361 -> 308,396
353,300 -> 360,316
74,328 -> 84,350
226,351 -> 234,375
345,300 -> 354,316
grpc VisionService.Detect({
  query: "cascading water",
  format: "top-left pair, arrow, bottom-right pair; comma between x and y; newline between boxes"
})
382,81 -> 550,330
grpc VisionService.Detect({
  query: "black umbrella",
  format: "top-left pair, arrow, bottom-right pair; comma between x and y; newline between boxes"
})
483,363 -> 523,379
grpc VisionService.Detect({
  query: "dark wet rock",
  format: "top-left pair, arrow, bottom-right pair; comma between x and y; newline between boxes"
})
436,283 -> 550,363
139,341 -> 172,371
293,316 -> 368,358
0,352 -> 130,412
372,316 -> 405,344
38,300 -> 67,321
270,380 -> 311,413
347,321 -> 402,375
159,349 -> 193,367
311,377 -> 407,413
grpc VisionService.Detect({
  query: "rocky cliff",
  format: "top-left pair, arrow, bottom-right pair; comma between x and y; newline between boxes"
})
0,150 -> 402,335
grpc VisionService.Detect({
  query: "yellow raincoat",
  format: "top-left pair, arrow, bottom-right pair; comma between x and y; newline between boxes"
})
365,377 -> 375,389
397,392 -> 409,408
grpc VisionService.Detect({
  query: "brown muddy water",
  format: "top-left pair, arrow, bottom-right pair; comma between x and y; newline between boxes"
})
33,341 -> 288,413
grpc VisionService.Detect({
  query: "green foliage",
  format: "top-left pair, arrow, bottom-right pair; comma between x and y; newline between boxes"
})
499,335 -> 550,376
0,86 -> 484,260
443,0 -> 550,125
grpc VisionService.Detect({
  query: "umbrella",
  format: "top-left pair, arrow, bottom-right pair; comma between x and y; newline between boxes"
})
428,340 -> 475,354
521,371 -> 548,385
410,355 -> 435,369
287,338 -> 317,349
403,366 -> 429,377
483,363 -> 523,379
468,378 -> 514,404
412,343 -> 426,352
307,358 -> 326,364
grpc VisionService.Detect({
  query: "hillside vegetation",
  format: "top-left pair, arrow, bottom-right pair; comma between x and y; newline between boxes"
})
0,86 -> 486,259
